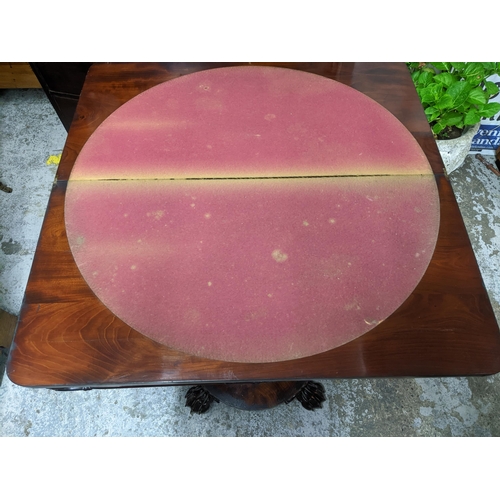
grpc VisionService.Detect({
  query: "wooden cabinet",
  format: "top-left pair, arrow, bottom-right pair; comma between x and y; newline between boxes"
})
29,63 -> 93,131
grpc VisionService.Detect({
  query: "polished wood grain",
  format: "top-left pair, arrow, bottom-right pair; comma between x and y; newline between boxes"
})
203,381 -> 308,411
8,63 -> 500,389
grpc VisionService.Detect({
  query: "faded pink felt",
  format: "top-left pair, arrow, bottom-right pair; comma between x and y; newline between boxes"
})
65,66 -> 440,363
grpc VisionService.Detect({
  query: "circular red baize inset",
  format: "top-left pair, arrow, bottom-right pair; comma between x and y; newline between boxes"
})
65,66 -> 440,363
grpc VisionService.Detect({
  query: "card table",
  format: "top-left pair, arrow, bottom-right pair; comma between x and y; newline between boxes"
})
7,63 -> 500,412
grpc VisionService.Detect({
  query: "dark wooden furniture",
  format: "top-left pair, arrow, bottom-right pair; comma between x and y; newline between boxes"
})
29,63 -> 93,131
7,63 -> 500,411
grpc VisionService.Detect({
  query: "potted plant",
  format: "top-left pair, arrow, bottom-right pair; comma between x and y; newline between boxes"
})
407,62 -> 500,174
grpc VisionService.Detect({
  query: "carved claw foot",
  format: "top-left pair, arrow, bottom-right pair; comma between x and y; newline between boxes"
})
293,381 -> 326,410
185,385 -> 220,414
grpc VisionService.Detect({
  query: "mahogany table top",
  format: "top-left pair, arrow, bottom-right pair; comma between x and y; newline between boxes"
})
7,63 -> 500,389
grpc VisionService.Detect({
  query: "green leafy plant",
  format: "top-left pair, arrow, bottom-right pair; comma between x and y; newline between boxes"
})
407,62 -> 500,139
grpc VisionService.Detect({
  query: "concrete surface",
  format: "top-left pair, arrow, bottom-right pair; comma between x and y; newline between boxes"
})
0,89 -> 63,315
1,88 -> 499,437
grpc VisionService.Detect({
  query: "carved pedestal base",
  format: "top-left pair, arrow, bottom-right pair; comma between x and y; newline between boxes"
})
185,386 -> 220,414
185,381 -> 326,414
293,381 -> 326,410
